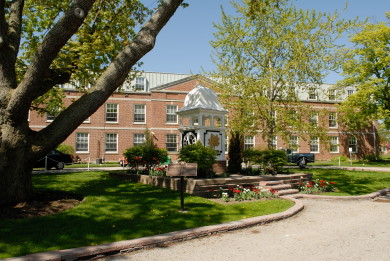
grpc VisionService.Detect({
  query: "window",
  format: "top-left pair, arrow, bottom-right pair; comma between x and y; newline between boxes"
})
46,113 -> 56,122
289,136 -> 299,152
134,133 -> 145,147
106,103 -> 118,123
308,88 -> 317,100
166,134 -> 178,152
135,77 -> 146,91
134,104 -> 146,123
288,86 -> 296,98
309,112 -> 318,126
271,136 -> 277,150
105,133 -> 118,153
166,105 -> 178,124
330,136 -> 339,153
244,135 -> 254,150
76,133 -> 89,152
329,112 -> 337,128
328,89 -> 336,101
348,136 -> 357,153
347,89 -> 355,96
310,136 -> 319,153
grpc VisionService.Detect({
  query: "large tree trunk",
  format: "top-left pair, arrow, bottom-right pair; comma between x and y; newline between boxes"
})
0,123 -> 34,206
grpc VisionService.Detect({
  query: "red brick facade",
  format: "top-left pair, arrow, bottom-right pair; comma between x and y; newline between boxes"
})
28,75 -> 379,163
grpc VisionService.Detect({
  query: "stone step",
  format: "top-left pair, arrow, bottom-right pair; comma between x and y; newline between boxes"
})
259,180 -> 284,186
263,184 -> 292,190
275,188 -> 299,196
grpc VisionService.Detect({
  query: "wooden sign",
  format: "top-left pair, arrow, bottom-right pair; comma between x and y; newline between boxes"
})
166,163 -> 198,177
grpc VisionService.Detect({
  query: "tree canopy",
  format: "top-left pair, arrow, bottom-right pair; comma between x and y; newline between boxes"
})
209,0 -> 357,149
337,13 -> 390,130
0,0 -> 185,206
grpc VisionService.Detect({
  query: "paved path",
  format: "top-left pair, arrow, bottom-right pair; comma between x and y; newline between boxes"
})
104,199 -> 390,261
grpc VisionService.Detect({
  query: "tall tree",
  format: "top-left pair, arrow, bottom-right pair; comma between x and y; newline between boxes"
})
210,0 -> 357,149
0,0 -> 185,206
337,13 -> 390,130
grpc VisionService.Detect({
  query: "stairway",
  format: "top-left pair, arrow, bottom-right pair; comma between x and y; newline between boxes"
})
259,180 -> 299,196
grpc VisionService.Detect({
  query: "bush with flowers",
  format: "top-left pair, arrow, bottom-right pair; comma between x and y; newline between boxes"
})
295,179 -> 336,194
206,185 -> 279,203
123,130 -> 168,175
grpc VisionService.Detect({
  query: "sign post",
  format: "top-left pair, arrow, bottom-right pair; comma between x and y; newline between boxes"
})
166,163 -> 197,212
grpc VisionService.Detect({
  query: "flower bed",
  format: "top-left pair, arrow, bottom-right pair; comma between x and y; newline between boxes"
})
295,179 -> 336,194
206,185 -> 279,203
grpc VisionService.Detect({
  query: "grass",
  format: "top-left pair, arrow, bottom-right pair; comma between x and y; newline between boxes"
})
0,171 -> 293,259
311,155 -> 390,168
292,168 -> 390,196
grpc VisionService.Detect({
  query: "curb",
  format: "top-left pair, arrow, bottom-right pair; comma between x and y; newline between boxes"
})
4,188 -> 390,261
3,197 -> 303,261
289,187 -> 390,200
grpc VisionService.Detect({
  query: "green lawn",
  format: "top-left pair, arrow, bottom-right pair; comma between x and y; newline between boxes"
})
293,168 -> 390,195
0,171 -> 293,259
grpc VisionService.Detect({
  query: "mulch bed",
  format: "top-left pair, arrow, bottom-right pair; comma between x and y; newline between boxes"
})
0,191 -> 83,219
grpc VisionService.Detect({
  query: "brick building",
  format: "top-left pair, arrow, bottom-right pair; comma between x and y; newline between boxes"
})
29,72 -> 379,163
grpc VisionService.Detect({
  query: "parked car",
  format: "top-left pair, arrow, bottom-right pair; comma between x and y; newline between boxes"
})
34,150 -> 73,170
284,148 -> 315,168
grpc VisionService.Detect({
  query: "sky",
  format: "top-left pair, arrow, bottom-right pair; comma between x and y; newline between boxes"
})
140,0 -> 389,83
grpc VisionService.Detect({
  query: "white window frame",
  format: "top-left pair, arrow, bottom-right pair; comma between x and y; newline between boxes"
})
134,133 -> 145,147
348,136 -> 358,153
244,135 -> 255,150
271,136 -> 277,150
134,104 -> 146,124
166,134 -> 178,152
289,136 -> 299,153
347,89 -> 355,96
330,136 -> 339,153
308,88 -> 317,100
166,105 -> 178,124
105,133 -> 118,153
310,136 -> 319,153
309,112 -> 318,126
46,112 -> 56,122
135,77 -> 146,91
328,89 -> 336,101
76,133 -> 89,153
329,112 -> 338,128
105,103 -> 118,123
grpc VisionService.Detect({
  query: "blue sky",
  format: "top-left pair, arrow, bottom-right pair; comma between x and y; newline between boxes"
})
140,0 -> 389,83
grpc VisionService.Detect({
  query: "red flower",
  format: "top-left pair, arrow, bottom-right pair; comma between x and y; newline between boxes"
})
306,184 -> 313,188
252,189 -> 260,193
208,188 -> 216,192
330,182 -> 336,185
233,189 -> 241,194
228,187 -> 234,191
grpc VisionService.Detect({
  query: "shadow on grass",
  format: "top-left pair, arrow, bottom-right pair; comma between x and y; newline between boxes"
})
306,169 -> 390,195
0,172 -> 292,258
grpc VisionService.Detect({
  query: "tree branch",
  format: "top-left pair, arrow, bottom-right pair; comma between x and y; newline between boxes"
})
7,0 -> 24,62
33,0 -> 184,152
8,0 -> 96,115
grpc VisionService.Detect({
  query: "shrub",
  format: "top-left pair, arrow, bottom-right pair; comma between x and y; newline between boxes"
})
56,144 -> 74,160
362,153 -> 380,162
261,150 -> 287,175
178,141 -> 217,178
123,139 -> 168,174
242,149 -> 287,175
331,155 -> 347,162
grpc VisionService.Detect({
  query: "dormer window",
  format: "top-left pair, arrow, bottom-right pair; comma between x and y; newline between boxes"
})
135,77 -> 146,91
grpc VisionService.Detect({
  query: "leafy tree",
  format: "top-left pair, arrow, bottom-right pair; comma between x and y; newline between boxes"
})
227,131 -> 244,174
0,0 -> 186,206
337,13 -> 390,129
210,0 -> 358,149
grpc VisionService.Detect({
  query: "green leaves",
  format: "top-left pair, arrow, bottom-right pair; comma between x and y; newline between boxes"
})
338,20 -> 390,129
210,0 -> 356,147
